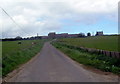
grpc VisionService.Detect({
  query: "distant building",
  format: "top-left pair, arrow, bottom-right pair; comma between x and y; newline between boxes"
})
56,33 -> 68,38
95,31 -> 103,36
48,32 -> 56,38
48,32 -> 86,38
68,34 -> 79,38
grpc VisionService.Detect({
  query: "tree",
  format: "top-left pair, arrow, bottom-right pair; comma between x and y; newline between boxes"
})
78,33 -> 85,37
15,36 -> 22,40
87,32 -> 91,36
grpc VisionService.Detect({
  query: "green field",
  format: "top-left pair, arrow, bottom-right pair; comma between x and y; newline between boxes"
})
2,40 -> 41,55
58,35 -> 119,52
2,39 -> 47,76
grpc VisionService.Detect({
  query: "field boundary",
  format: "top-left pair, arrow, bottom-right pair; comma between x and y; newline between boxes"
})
55,41 -> 120,59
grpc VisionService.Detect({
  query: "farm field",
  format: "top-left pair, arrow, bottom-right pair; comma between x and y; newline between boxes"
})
58,35 -> 119,52
2,40 -> 41,55
2,39 -> 48,76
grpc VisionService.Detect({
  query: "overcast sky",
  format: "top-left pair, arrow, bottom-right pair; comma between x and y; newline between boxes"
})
0,0 -> 119,38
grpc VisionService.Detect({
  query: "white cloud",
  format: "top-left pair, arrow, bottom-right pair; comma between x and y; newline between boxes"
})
68,0 -> 118,13
1,0 -> 119,38
13,15 -> 28,25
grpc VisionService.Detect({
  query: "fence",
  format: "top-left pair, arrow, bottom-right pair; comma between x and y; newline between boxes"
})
56,41 -> 120,59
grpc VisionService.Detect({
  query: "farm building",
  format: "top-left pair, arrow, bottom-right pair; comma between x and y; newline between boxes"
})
68,34 -> 79,38
56,33 -> 68,38
48,32 -> 56,39
48,32 -> 84,38
96,31 -> 103,36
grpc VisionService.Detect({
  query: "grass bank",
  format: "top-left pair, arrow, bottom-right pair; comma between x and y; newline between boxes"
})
52,42 -> 120,74
2,39 -> 48,77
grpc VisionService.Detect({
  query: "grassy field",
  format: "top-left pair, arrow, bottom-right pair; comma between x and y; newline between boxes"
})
52,42 -> 120,74
3,40 -> 39,55
2,39 -> 48,77
58,35 -> 119,52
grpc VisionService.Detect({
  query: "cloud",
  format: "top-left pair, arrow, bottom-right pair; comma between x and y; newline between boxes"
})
1,0 -> 119,38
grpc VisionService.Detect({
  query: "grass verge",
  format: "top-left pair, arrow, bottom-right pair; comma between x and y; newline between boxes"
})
2,39 -> 47,77
52,42 -> 120,74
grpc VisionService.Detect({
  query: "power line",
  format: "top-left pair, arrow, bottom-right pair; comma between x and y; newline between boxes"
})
0,7 -> 30,36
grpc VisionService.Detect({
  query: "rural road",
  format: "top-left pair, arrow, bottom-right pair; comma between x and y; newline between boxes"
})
6,42 -> 119,82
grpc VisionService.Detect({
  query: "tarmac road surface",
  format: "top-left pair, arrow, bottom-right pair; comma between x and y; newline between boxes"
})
7,42 -> 119,82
